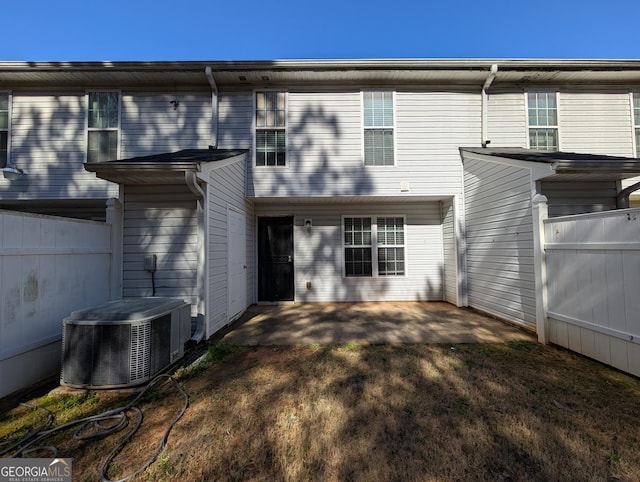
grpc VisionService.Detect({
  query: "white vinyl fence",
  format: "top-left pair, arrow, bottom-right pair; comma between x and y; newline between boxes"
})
0,210 -> 116,398
544,208 -> 640,377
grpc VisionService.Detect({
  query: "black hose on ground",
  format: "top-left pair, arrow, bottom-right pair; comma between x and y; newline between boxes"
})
2,374 -> 189,482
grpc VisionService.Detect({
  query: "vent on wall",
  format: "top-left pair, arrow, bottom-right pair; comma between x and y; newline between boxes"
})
61,298 -> 191,389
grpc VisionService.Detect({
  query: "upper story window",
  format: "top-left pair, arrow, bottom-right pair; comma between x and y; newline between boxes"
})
343,216 -> 405,277
255,91 -> 286,166
634,93 -> 640,158
87,91 -> 119,163
0,93 -> 8,168
363,91 -> 395,166
527,91 -> 558,151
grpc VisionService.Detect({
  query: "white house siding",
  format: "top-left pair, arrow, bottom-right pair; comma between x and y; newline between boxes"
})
395,91 -> 480,196
559,92 -> 634,156
254,200 -> 444,302
122,185 -> 199,313
226,89 -> 480,198
217,91 -> 255,151
2,92 -> 116,200
486,91 -> 527,148
540,181 -> 619,217
121,93 -> 212,158
205,160 -> 253,335
441,198 -> 458,304
463,159 -> 537,328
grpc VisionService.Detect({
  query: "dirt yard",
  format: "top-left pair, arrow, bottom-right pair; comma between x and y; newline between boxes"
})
2,341 -> 639,481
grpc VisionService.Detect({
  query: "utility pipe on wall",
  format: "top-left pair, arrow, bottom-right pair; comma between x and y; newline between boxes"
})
185,170 -> 207,343
481,64 -> 498,147
205,66 -> 219,148
617,180 -> 640,208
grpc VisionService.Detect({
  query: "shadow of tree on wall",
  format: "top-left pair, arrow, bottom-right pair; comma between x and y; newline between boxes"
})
215,90 -> 447,303
0,95 -> 115,218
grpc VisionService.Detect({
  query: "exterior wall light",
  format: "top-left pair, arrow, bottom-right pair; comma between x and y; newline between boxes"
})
2,165 -> 25,180
304,219 -> 312,231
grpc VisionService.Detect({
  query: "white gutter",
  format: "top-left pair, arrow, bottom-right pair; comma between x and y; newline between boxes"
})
185,171 -> 207,343
205,66 -> 219,148
481,64 -> 498,147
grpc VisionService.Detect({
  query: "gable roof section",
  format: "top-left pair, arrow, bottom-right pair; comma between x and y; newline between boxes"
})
85,148 -> 247,185
460,147 -> 640,182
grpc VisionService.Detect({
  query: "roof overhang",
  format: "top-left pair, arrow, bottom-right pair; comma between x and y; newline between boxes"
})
460,147 -> 640,182
84,149 -> 247,185
3,59 -> 640,89
250,194 -> 452,204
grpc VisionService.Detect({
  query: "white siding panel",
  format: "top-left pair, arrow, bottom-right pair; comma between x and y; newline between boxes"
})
121,93 -> 211,157
486,92 -> 527,148
255,201 -> 443,302
463,158 -> 536,327
246,90 -> 480,198
206,160 -> 251,335
441,199 -> 457,304
2,93 -> 117,200
541,181 -> 619,216
217,92 -> 254,150
559,92 -> 634,156
122,185 -> 199,312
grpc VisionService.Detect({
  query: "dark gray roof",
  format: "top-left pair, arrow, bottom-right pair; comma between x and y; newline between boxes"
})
459,147 -> 640,180
460,147 -> 640,163
84,148 -> 248,184
108,148 -> 248,164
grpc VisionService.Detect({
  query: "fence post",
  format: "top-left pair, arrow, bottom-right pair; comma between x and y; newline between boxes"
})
106,197 -> 123,300
532,194 -> 549,344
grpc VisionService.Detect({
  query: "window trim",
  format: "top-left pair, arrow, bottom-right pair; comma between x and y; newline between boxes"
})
253,89 -> 288,168
0,91 -> 11,169
342,215 -> 407,278
85,90 -> 121,163
632,92 -> 640,158
361,90 -> 397,167
526,91 -> 560,151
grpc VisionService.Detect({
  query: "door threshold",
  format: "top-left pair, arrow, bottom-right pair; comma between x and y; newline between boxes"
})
257,301 -> 296,305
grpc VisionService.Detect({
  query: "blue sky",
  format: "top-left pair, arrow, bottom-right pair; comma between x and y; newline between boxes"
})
3,0 -> 639,61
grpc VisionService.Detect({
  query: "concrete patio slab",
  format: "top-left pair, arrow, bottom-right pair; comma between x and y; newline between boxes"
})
221,301 -> 535,345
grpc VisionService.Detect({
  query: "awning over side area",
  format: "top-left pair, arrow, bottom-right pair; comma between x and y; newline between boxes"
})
84,148 -> 247,185
460,147 -> 640,182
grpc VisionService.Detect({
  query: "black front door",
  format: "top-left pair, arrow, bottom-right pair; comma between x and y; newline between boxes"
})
258,216 -> 294,301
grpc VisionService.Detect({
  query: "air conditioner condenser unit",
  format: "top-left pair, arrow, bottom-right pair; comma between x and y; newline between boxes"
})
61,297 -> 191,389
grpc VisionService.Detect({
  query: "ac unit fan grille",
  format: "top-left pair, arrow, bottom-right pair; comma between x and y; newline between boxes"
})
62,324 -> 138,387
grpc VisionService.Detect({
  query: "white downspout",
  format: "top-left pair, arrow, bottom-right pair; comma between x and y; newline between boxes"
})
186,170 -> 207,343
481,64 -> 498,147
205,66 -> 219,148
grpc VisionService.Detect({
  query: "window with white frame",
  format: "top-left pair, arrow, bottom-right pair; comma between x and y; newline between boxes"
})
363,91 -> 394,166
0,93 -> 8,168
343,216 -> 405,277
527,91 -> 558,151
87,91 -> 119,163
255,91 -> 286,166
376,217 -> 405,276
634,93 -> 640,158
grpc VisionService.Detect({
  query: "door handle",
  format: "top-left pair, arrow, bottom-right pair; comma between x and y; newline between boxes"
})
288,255 -> 292,262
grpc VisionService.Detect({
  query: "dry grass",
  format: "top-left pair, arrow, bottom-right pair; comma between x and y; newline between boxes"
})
2,340 -> 640,481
